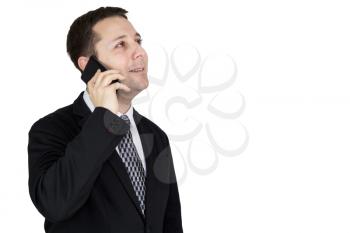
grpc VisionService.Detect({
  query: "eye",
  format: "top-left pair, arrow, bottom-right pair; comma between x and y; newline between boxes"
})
114,41 -> 125,48
136,38 -> 143,45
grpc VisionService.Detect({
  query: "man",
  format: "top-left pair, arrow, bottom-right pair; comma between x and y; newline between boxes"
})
27,6 -> 183,233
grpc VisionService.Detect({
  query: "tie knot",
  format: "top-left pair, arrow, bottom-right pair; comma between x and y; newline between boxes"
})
120,114 -> 130,126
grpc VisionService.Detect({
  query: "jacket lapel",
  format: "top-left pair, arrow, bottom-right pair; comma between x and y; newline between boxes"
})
134,109 -> 156,220
72,91 -> 156,221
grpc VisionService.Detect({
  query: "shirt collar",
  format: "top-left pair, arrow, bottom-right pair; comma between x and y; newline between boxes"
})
83,89 -> 135,126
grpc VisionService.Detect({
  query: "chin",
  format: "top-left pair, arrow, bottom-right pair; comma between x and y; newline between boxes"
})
136,83 -> 149,92
126,74 -> 149,94
137,75 -> 149,89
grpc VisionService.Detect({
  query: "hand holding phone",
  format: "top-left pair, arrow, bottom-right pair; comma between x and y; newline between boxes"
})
82,56 -> 130,115
81,55 -> 121,89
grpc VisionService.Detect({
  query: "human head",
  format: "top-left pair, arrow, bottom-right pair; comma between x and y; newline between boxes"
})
66,6 -> 148,99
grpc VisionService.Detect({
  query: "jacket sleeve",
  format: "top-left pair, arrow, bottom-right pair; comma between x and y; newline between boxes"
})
27,107 -> 128,223
162,135 -> 184,233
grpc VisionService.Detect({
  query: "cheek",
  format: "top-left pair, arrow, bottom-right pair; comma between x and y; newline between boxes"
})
107,56 -> 129,72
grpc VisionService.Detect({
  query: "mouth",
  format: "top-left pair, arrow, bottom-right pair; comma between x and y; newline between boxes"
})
128,67 -> 145,73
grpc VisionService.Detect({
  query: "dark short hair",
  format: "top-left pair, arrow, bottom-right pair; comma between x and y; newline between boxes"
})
66,6 -> 128,72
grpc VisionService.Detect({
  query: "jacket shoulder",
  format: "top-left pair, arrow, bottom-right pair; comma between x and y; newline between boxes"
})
28,104 -> 76,135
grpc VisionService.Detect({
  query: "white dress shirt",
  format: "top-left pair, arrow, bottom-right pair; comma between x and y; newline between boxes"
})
83,89 -> 147,174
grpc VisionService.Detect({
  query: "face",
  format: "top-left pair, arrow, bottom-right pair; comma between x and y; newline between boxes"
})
89,16 -> 149,98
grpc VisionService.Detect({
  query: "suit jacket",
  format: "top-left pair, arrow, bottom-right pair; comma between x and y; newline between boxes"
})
27,91 -> 183,233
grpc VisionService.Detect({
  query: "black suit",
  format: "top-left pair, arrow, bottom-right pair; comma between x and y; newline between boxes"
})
27,91 -> 183,233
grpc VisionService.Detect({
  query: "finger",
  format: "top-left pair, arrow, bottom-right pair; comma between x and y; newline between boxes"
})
87,70 -> 100,92
93,69 -> 104,87
95,70 -> 122,88
101,73 -> 126,87
109,82 -> 131,92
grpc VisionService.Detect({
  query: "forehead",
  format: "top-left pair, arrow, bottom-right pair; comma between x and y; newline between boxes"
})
92,16 -> 137,40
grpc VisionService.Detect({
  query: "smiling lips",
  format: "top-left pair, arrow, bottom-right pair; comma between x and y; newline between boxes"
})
129,67 -> 145,72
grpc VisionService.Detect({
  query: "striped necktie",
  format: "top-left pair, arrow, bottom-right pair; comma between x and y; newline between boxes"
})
117,114 -> 146,216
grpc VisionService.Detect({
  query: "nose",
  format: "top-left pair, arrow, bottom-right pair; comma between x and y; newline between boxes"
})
131,42 -> 147,61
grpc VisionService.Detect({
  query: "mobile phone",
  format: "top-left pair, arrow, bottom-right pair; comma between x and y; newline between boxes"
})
81,56 -> 120,85
81,55 -> 106,84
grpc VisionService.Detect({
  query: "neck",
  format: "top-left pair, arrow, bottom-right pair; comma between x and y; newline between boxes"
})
118,96 -> 132,114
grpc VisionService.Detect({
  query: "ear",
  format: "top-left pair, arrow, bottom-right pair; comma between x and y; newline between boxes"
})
78,56 -> 89,71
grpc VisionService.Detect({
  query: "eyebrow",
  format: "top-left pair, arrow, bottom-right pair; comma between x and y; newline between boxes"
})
110,32 -> 141,43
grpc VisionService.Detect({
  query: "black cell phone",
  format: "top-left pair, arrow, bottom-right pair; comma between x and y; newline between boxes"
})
81,56 -> 120,85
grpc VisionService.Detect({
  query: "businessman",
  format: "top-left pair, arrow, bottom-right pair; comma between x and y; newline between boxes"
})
27,6 -> 183,233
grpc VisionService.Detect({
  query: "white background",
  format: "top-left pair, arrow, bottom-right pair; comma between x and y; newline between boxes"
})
1,0 -> 350,232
